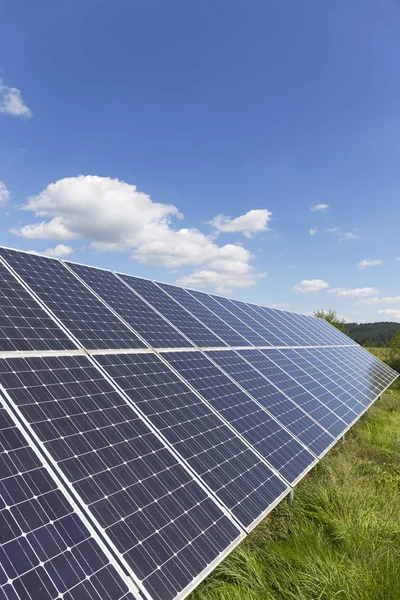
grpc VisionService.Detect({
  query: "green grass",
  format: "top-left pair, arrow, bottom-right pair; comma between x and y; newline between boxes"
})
191,384 -> 400,600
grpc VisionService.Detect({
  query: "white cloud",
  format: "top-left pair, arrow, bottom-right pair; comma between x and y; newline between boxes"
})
209,209 -> 272,238
357,296 -> 400,306
341,231 -> 359,240
291,279 -> 329,293
326,228 -> 359,241
378,308 -> 400,322
309,227 -> 318,236
0,78 -> 32,117
310,203 -> 328,211
396,257 -> 400,262
12,175 -> 264,291
42,244 -> 73,258
0,181 -> 10,205
358,258 -> 383,269
329,286 -> 379,298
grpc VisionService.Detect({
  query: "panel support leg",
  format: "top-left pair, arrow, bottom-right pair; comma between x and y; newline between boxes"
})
341,433 -> 345,444
287,489 -> 294,504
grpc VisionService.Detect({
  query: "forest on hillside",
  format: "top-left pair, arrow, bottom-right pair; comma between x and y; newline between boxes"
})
345,321 -> 400,347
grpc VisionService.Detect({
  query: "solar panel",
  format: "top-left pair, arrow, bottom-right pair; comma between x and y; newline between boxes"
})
246,305 -> 318,346
0,245 -> 398,600
258,349 -> 360,424
187,290 -> 268,346
0,354 -> 242,600
117,274 -> 224,348
160,350 -> 316,485
205,350 -> 335,456
0,394 -> 138,600
66,262 -> 192,349
93,352 -> 289,529
156,283 -> 251,347
0,260 -> 76,352
321,347 -> 395,403
207,294 -> 281,345
0,249 -> 146,351
234,302 -> 301,346
238,349 -> 348,437
279,348 -> 368,414
302,348 -> 378,405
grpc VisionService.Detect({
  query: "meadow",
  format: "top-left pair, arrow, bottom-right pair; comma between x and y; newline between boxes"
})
192,356 -> 400,600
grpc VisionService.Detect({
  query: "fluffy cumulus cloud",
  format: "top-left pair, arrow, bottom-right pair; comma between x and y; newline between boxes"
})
378,308 -> 400,322
291,279 -> 329,293
42,244 -> 74,258
309,227 -> 317,236
0,181 -> 10,205
358,258 -> 383,269
310,203 -> 328,211
12,175 -> 265,292
0,78 -> 31,117
329,287 -> 379,298
209,209 -> 272,238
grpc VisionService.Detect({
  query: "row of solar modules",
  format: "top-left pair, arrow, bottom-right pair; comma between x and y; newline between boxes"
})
0,246 -> 398,600
0,246 -> 356,352
1,347 -> 396,600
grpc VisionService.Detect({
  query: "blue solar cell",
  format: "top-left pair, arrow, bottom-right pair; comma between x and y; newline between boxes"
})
205,350 -> 334,457
117,274 -> 224,348
161,350 -> 316,484
0,260 -> 76,352
0,355 -> 242,600
0,395 -> 137,600
238,349 -> 348,437
187,290 -> 268,346
259,349 -> 359,424
207,295 -> 278,345
67,262 -> 192,349
279,348 -> 367,414
157,283 -> 251,347
94,351 -> 288,528
0,248 -> 145,351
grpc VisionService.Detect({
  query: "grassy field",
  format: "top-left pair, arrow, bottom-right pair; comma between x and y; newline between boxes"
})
192,378 -> 400,600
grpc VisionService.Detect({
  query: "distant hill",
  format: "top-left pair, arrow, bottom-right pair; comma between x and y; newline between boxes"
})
345,321 -> 400,347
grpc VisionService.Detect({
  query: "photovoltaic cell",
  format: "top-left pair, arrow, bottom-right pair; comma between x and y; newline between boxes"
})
67,262 -> 192,349
238,349 -> 347,437
94,352 -> 288,528
302,348 -> 377,405
0,249 -> 145,351
208,295 -> 278,345
117,274 -> 224,348
236,303 -> 299,346
161,350 -> 316,484
0,395 -> 137,600
187,290 -> 268,346
0,355 -> 241,600
280,348 -> 367,415
205,350 -> 334,457
259,349 -> 359,424
157,284 -> 250,347
0,261 -> 76,352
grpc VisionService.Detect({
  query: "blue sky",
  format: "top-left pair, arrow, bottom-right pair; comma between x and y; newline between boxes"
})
1,0 -> 399,323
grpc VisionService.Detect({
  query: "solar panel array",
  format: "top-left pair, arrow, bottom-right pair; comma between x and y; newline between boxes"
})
0,246 -> 397,600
